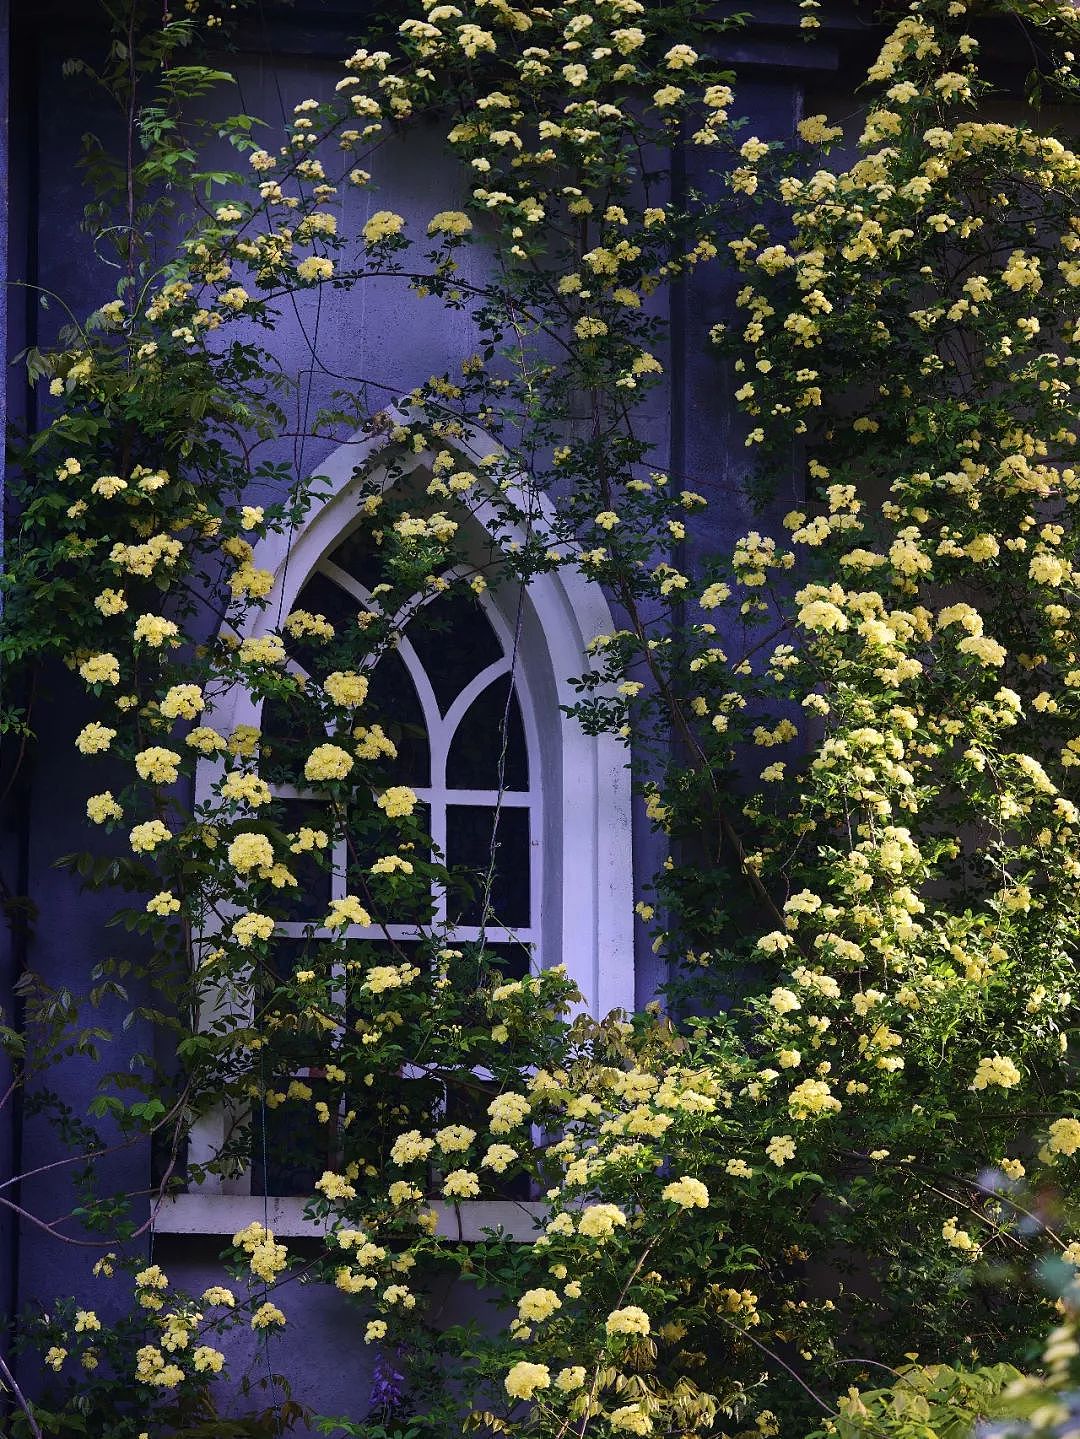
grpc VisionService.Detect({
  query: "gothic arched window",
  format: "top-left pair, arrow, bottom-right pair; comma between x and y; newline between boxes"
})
178,420 -> 633,1225
261,541 -> 542,981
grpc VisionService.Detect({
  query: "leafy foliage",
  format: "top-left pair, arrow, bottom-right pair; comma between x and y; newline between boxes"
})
2,0 -> 1080,1437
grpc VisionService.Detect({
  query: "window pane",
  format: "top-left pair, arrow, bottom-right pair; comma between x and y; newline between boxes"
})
446,674 -> 528,790
446,805 -> 530,929
256,938 -> 328,1068
260,693 -> 327,787
251,1076 -> 340,1197
287,571 -> 364,670
441,941 -> 533,991
484,942 -> 534,983
346,798 -> 433,926
365,650 -> 430,785
441,1075 -> 533,1201
406,589 -> 503,714
324,526 -> 385,594
274,799 -> 335,923
344,942 -> 428,1031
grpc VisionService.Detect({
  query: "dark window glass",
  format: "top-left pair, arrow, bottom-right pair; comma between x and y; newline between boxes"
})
446,675 -> 528,790
346,799 -> 433,926
260,694 -> 327,788
251,1076 -> 340,1197
287,571 -> 363,671
365,650 -> 430,785
273,799 -> 335,923
446,805 -> 530,928
256,938 -> 327,1069
324,527 -> 386,594
484,941 -> 534,983
344,941 -> 427,1031
440,1076 -> 532,1200
406,590 -> 503,713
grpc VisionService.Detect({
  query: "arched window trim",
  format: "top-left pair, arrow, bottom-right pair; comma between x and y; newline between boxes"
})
266,564 -> 542,958
175,418 -> 634,1228
198,415 -> 634,1015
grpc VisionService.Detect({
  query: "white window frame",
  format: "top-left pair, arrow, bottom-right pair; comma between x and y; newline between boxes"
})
160,417 -> 633,1235
270,559 -> 544,965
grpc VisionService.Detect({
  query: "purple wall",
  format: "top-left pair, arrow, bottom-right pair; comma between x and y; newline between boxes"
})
0,0 -> 882,1418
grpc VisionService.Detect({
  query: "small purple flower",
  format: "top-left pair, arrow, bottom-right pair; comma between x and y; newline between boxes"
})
368,1347 -> 407,1415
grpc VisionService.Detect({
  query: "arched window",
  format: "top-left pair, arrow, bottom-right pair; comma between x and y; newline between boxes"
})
261,545 -> 542,984
173,420 -> 634,1226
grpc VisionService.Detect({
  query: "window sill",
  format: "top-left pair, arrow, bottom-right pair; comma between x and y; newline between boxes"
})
151,1193 -> 546,1243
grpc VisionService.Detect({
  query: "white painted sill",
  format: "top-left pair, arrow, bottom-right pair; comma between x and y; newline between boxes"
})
151,1193 -> 546,1243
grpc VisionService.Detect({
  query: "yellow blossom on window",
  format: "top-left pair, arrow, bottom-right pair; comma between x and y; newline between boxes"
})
505,1360 -> 550,1400
481,1144 -> 518,1174
93,588 -> 127,616
577,1202 -> 627,1239
231,912 -> 275,948
79,652 -> 120,686
435,1123 -> 476,1153
133,614 -> 180,648
661,1176 -> 709,1208
305,742 -> 354,782
130,820 -> 170,854
239,634 -> 287,666
377,785 -> 417,818
159,683 -> 204,721
135,747 -> 181,785
186,726 -> 226,755
766,1135 -> 796,1167
371,853 -> 413,875
442,1168 -> 480,1199
228,832 -> 274,873
146,891 -> 180,917
487,1091 -> 531,1133
86,791 -> 122,823
970,1054 -> 1022,1091
325,895 -> 372,929
316,1170 -> 357,1201
220,772 -> 272,807
364,962 -> 419,993
323,671 -> 369,708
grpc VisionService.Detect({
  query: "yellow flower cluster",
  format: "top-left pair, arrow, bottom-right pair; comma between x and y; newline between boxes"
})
304,742 -> 355,782
505,1360 -> 550,1400
970,1055 -> 1022,1091
231,912 -> 275,947
228,832 -> 274,873
377,785 -> 417,818
323,671 -> 369,707
661,1176 -> 709,1208
135,746 -> 181,784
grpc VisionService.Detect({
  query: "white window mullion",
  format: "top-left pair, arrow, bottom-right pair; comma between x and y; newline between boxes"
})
429,788 -> 448,926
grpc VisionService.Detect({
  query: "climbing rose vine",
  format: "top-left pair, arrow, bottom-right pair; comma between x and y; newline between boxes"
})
2,0 -> 1080,1436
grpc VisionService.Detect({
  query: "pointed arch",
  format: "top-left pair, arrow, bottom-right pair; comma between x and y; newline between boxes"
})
198,413 -> 634,1019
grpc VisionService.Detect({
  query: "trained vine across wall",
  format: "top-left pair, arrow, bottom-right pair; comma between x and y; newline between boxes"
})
2,1 -> 1080,1436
